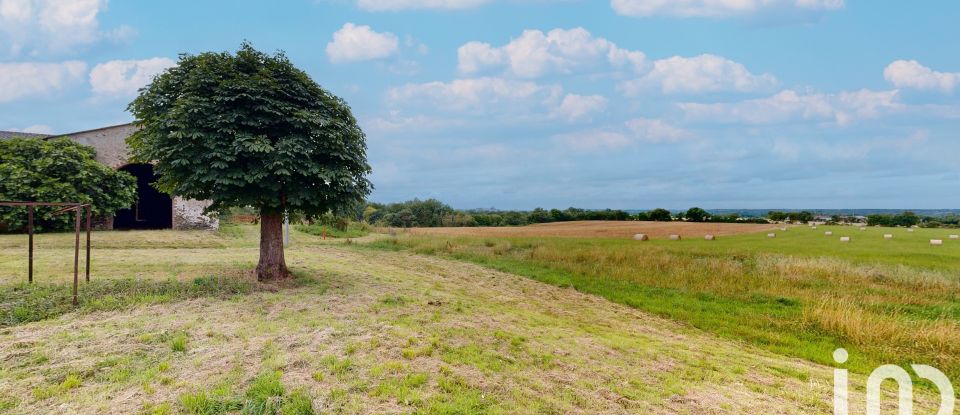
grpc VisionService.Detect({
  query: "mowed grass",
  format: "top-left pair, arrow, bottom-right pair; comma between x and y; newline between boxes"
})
0,224 -> 949,413
364,224 -> 960,381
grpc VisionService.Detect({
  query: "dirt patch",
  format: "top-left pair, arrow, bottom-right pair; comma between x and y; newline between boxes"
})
404,220 -> 781,239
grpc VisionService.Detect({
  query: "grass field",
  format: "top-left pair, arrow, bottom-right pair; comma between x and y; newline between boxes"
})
404,220 -> 780,239
369,222 -> 960,382
0,223 -> 948,413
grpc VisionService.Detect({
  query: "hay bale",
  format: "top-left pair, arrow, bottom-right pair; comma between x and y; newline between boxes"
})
704,234 -> 716,241
824,231 -> 833,236
767,233 -> 776,238
931,239 -> 944,246
859,227 -> 866,231
811,226 -> 818,229
883,234 -> 893,239
907,228 -> 914,233
669,234 -> 681,241
950,235 -> 959,240
633,233 -> 649,241
840,236 -> 850,242
780,227 -> 787,231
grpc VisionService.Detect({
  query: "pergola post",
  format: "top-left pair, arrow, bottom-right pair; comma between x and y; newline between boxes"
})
85,206 -> 92,282
27,206 -> 34,284
73,207 -> 81,306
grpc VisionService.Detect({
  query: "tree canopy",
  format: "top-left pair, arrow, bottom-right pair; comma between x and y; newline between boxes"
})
127,43 -> 372,280
127,43 -> 372,219
0,137 -> 137,232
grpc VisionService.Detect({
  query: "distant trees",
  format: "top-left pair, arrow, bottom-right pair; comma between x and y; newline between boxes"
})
647,208 -> 673,222
867,212 -> 920,227
767,210 -> 814,223
685,207 -> 709,222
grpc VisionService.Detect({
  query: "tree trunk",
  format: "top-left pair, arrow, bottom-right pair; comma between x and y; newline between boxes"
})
256,212 -> 290,281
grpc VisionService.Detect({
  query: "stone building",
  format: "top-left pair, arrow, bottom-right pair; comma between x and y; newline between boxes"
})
5,123 -> 218,230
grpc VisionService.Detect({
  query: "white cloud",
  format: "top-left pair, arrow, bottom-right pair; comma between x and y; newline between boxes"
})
554,130 -> 632,151
0,61 -> 85,102
457,27 -> 645,78
619,54 -> 777,95
624,118 -> 691,142
387,77 -> 562,114
356,0 -> 489,11
884,60 -> 957,93
553,94 -> 607,121
679,89 -> 901,125
7,124 -> 54,134
0,0 -> 129,56
555,117 -> 691,151
89,58 -> 175,97
326,23 -> 399,63
610,0 -> 844,18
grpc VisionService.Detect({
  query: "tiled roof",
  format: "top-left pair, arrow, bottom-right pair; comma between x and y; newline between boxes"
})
0,131 -> 50,139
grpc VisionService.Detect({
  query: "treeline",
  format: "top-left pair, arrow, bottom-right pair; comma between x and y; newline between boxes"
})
358,199 -> 767,228
767,211 -> 815,223
866,212 -> 960,228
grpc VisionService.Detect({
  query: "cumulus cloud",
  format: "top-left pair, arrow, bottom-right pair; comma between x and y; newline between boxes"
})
553,94 -> 607,121
6,124 -> 54,134
624,118 -> 691,142
0,61 -> 85,102
356,0 -> 489,11
326,23 -> 399,63
386,77 -> 562,114
457,27 -> 645,78
554,117 -> 691,151
884,60 -> 957,93
0,0 -> 131,56
610,0 -> 844,18
554,130 -> 632,151
679,89 -> 901,125
89,57 -> 175,97
619,54 -> 777,95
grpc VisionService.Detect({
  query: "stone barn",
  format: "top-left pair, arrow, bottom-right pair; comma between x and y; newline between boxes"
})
9,124 -> 218,230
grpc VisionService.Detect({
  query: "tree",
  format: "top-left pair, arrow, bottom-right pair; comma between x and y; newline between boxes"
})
128,44 -> 372,281
0,137 -> 137,232
647,208 -> 673,222
685,207 -> 709,222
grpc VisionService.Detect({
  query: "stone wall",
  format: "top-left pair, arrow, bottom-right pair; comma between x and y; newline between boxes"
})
172,197 -> 219,230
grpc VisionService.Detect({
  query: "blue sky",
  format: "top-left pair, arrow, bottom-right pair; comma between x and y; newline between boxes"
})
2,1 -> 959,209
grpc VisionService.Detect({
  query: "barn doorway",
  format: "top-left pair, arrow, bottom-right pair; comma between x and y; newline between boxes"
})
113,164 -> 172,229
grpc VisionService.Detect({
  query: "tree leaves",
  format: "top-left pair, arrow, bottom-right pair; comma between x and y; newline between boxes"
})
127,43 -> 372,217
0,138 -> 137,232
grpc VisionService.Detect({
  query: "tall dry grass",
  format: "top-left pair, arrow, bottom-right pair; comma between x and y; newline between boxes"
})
371,235 -> 960,377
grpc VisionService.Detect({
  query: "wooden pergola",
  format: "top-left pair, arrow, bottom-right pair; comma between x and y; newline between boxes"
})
0,201 -> 92,305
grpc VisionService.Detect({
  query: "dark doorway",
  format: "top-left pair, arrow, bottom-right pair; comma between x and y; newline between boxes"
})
114,164 -> 172,229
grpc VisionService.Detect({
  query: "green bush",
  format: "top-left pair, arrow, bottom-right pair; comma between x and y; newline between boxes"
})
0,137 -> 137,232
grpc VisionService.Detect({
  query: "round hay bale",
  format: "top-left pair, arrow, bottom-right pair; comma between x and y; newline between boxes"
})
669,234 -> 681,241
859,227 -> 866,231
839,236 -> 850,242
780,227 -> 787,231
950,235 -> 959,240
811,226 -> 818,230
704,234 -> 716,241
907,228 -> 914,233
883,234 -> 893,239
824,231 -> 833,236
767,233 -> 776,238
633,233 -> 649,241
931,239 -> 944,246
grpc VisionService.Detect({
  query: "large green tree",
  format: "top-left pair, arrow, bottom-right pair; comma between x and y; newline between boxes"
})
128,44 -> 372,280
0,137 -> 137,232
